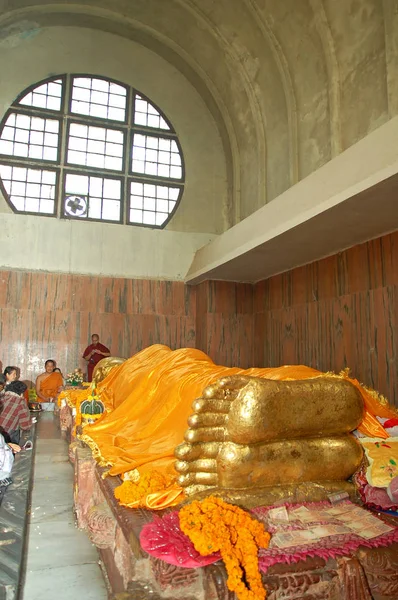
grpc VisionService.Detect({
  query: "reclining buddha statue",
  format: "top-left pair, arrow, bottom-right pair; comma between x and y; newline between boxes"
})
80,345 -> 398,509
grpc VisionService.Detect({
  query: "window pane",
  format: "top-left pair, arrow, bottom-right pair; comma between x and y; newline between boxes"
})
128,180 -> 180,227
65,173 -> 89,195
71,77 -> 127,122
0,113 -> 59,161
0,164 -> 56,214
131,133 -> 182,179
18,79 -> 63,111
130,208 -> 143,224
102,199 -> 120,221
156,212 -> 168,226
133,94 -> 171,130
88,196 -> 102,219
67,123 -> 123,171
103,178 -> 121,199
143,211 -> 156,225
64,172 -> 121,221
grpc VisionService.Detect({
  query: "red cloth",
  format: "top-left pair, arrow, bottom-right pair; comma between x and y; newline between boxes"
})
0,391 -> 32,434
82,343 -> 110,382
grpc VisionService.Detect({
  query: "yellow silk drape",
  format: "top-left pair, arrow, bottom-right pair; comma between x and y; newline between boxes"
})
81,344 -> 398,485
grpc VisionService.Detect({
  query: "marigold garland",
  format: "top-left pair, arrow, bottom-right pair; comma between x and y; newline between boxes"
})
114,470 -> 171,508
179,496 -> 270,600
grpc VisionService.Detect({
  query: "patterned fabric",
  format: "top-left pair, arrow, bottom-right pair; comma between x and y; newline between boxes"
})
0,391 -> 32,435
360,438 -> 398,487
354,465 -> 398,512
0,477 -> 13,487
140,501 -> 398,572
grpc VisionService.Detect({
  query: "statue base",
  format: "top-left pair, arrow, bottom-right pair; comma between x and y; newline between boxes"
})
70,442 -> 398,600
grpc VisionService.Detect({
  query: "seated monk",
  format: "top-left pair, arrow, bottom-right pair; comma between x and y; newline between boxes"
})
36,359 -> 64,407
78,345 -> 398,510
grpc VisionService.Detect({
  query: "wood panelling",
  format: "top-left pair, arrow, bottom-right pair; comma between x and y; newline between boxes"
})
0,271 -> 196,386
254,231 -> 398,407
195,281 -> 254,368
0,230 -> 396,404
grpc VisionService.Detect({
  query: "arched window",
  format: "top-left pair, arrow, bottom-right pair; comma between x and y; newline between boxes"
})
0,75 -> 184,228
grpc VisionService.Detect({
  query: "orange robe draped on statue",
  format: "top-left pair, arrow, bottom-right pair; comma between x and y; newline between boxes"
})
39,371 -> 63,401
81,345 -> 398,493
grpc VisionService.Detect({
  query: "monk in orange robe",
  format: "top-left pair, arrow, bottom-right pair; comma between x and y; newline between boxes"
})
35,359 -> 64,404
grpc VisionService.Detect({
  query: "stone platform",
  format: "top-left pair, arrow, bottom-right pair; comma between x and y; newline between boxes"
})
69,439 -> 398,600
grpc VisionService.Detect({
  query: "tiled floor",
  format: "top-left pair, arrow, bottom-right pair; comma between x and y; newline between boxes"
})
22,413 -> 107,600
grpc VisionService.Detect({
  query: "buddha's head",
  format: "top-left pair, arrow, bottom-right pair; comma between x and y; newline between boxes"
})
92,357 -> 126,386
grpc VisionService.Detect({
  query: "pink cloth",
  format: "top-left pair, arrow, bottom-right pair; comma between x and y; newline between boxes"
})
354,468 -> 398,511
140,500 -> 398,572
140,511 -> 221,568
387,476 -> 398,503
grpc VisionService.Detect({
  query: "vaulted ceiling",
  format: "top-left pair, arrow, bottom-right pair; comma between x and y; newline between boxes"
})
1,0 -> 395,231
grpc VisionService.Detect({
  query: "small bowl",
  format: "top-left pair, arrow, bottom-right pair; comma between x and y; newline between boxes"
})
28,402 -> 42,412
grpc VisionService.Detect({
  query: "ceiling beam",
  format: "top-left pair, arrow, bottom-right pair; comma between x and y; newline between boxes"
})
185,116 -> 398,284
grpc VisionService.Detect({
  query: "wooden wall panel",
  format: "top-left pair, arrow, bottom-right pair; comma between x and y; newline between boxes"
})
0,271 -> 196,386
1,231 -> 396,404
254,231 -> 398,407
195,281 -> 254,368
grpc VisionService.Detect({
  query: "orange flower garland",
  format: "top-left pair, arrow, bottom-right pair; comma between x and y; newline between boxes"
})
179,496 -> 270,600
114,471 -> 171,508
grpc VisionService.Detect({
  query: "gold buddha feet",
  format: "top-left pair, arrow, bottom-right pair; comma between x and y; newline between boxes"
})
175,375 -> 364,501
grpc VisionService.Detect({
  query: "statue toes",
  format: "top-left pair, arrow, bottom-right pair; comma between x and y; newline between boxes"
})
192,398 -> 232,413
175,458 -> 217,474
177,472 -> 218,487
202,383 -> 228,399
188,412 -> 227,428
218,375 -> 252,391
175,441 -> 220,461
185,427 -> 225,443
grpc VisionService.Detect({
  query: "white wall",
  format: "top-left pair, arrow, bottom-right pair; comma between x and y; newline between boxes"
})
0,213 -> 215,280
0,25 -> 225,279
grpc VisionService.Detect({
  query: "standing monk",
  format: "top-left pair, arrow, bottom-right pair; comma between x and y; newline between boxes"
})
83,334 -> 111,382
36,360 -> 64,408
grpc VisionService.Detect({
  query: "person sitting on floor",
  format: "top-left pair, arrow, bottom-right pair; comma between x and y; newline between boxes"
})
35,360 -> 64,410
0,380 -> 21,496
3,366 -> 18,387
3,367 -> 30,403
0,380 -> 32,444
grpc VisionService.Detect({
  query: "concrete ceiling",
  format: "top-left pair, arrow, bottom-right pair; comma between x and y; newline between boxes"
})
0,0 -> 397,285
186,116 -> 398,283
0,0 -> 395,228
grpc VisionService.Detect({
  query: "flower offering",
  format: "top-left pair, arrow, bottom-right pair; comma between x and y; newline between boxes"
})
65,368 -> 84,386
